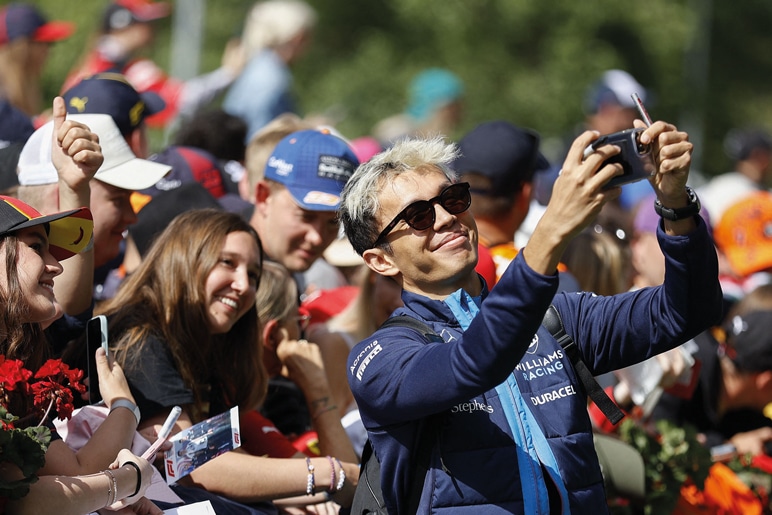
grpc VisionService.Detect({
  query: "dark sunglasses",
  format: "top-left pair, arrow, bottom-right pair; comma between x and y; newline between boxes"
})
371,182 -> 471,248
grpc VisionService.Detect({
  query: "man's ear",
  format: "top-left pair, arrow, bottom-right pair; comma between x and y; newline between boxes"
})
518,182 -> 533,207
362,247 -> 400,277
254,181 -> 271,214
512,182 -> 532,221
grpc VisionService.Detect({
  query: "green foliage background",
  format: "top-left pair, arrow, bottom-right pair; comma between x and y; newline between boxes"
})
29,0 -> 772,178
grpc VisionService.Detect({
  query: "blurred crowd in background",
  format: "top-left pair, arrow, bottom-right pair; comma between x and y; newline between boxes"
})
3,1 -> 772,514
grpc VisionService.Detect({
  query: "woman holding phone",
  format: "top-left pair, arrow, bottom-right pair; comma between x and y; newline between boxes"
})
97,209 -> 358,514
0,195 -> 159,515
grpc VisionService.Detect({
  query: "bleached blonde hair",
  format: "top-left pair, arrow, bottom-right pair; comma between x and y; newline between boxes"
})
339,136 -> 459,255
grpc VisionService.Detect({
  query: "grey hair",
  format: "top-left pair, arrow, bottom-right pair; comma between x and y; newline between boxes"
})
339,136 -> 459,255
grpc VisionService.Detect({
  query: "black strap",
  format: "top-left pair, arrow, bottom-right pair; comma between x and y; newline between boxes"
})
542,305 -> 625,425
379,315 -> 444,342
354,440 -> 385,513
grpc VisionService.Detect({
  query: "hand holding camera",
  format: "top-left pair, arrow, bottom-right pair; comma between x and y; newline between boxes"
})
524,95 -> 695,275
582,93 -> 656,189
582,93 -> 693,202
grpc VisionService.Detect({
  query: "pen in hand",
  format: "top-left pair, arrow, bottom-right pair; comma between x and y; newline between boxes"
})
142,406 -> 182,460
631,92 -> 653,127
582,135 -> 609,160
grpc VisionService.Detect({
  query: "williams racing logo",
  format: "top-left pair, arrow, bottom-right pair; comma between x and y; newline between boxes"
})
515,349 -> 565,380
350,340 -> 383,381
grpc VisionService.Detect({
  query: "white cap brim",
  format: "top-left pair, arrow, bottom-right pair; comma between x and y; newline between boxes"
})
95,158 -> 171,190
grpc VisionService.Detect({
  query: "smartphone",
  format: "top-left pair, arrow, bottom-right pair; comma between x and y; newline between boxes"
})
86,315 -> 109,405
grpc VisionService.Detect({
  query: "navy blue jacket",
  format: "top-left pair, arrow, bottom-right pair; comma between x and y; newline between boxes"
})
347,218 -> 722,514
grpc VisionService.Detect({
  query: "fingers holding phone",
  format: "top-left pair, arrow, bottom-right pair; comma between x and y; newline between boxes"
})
87,315 -> 135,408
86,315 -> 108,404
95,347 -> 136,410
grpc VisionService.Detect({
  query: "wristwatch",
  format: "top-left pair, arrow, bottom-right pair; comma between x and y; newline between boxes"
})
654,186 -> 701,221
110,399 -> 141,425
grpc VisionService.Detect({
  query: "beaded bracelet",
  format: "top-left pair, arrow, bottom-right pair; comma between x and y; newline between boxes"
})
104,469 -> 118,506
326,456 -> 336,493
123,461 -> 142,497
334,457 -> 346,492
305,457 -> 316,496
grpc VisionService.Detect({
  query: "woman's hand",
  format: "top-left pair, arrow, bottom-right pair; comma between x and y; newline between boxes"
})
95,347 -> 136,408
102,450 -> 160,512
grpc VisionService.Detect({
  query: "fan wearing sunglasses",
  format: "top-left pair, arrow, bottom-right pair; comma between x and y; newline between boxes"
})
338,122 -> 722,514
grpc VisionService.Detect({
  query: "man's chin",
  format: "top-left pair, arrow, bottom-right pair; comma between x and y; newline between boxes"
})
290,253 -> 321,274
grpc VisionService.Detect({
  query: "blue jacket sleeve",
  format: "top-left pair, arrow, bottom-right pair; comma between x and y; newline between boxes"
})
553,217 -> 723,374
348,252 -> 559,426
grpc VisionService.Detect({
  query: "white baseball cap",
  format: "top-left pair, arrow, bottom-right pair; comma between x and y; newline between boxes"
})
17,113 -> 170,190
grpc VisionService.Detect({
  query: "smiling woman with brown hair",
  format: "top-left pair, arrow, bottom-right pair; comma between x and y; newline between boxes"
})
98,209 -> 358,513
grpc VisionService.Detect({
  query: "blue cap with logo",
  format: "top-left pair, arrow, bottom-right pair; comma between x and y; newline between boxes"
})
63,73 -> 165,136
265,129 -> 358,211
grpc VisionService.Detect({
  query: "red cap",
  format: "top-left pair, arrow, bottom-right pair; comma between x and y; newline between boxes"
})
116,0 -> 170,20
103,0 -> 170,32
0,4 -> 74,46
0,195 -> 93,261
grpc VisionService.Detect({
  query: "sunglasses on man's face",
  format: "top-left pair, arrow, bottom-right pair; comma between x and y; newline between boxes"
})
371,182 -> 471,248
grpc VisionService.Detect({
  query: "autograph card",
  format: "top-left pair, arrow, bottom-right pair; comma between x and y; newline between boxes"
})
164,407 -> 240,484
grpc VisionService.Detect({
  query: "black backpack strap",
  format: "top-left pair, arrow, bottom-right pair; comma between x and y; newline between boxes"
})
379,315 -> 444,343
352,439 -> 386,513
542,305 -> 625,425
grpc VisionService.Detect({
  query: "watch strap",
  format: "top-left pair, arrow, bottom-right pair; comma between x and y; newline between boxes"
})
654,186 -> 701,221
110,399 -> 141,425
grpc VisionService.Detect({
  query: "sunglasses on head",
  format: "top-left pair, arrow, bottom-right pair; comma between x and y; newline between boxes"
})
371,182 -> 471,248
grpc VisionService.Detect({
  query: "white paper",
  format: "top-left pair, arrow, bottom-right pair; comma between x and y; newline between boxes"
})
162,500 -> 216,514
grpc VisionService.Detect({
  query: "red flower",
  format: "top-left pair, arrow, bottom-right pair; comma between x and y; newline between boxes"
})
29,359 -> 86,421
34,359 -> 86,395
31,380 -> 76,420
0,357 -> 86,425
0,357 -> 33,393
